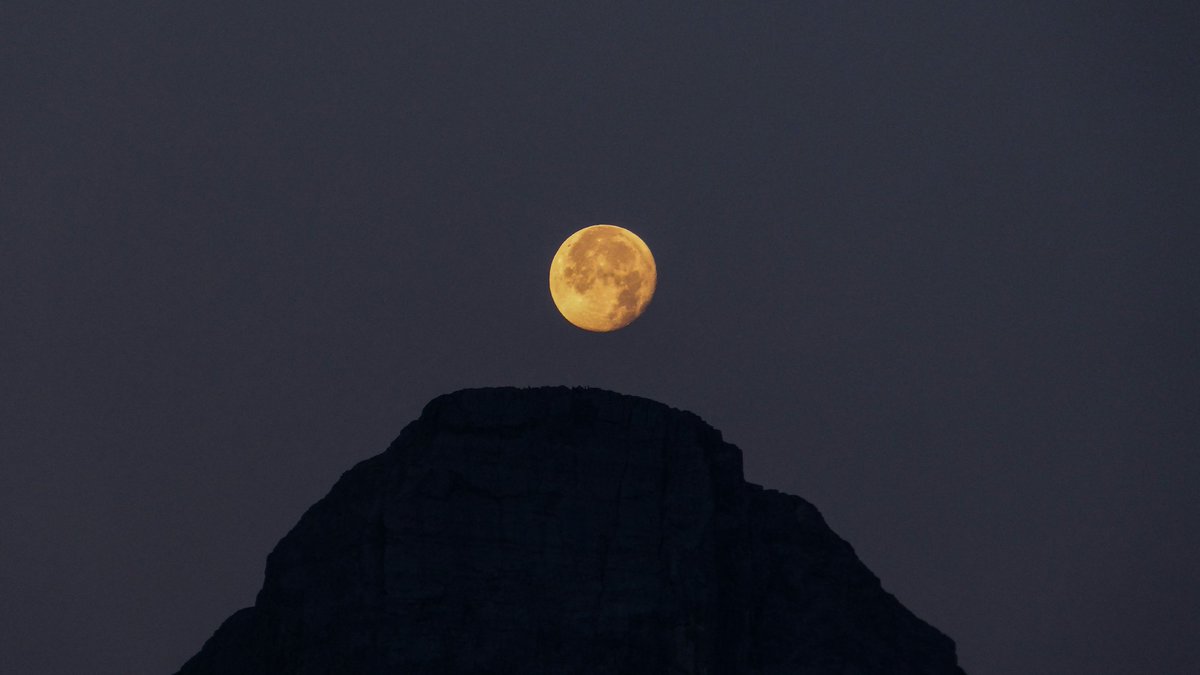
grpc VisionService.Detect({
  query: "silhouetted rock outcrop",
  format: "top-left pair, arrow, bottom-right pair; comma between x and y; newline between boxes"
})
177,387 -> 965,674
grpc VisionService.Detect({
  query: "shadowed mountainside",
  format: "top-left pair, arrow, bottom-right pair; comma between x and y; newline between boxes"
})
176,387 -> 965,674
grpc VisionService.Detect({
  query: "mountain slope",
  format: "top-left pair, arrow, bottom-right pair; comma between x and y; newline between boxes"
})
177,387 -> 965,674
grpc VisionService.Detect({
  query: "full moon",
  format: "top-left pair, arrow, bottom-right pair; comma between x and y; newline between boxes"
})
549,224 -> 657,332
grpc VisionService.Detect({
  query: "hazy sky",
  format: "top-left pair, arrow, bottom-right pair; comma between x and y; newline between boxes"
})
2,3 -> 1196,674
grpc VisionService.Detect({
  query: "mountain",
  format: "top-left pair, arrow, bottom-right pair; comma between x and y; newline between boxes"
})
176,387 -> 965,674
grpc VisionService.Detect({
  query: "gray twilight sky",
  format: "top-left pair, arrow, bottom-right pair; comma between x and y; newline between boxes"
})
2,3 -> 1197,674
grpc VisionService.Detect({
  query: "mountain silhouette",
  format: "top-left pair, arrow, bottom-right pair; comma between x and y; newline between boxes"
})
176,387 -> 965,674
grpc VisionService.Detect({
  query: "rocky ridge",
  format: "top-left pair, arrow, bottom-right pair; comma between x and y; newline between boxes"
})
177,386 -> 965,674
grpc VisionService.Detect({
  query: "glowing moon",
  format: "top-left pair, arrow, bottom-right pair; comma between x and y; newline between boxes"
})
549,224 -> 657,332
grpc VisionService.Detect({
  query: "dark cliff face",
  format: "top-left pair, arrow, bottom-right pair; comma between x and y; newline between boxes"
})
177,387 -> 965,675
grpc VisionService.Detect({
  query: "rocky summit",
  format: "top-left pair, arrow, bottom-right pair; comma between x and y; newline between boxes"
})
176,387 -> 965,674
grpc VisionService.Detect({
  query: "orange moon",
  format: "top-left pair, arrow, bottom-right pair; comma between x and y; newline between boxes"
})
549,224 -> 657,332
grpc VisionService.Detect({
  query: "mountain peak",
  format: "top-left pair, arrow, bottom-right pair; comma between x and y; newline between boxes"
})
177,387 -> 964,674
417,386 -> 721,440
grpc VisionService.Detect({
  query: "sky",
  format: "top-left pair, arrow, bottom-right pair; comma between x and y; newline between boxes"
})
1,3 -> 1196,674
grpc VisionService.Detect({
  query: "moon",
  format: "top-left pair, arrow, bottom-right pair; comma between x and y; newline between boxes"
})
549,224 -> 657,332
